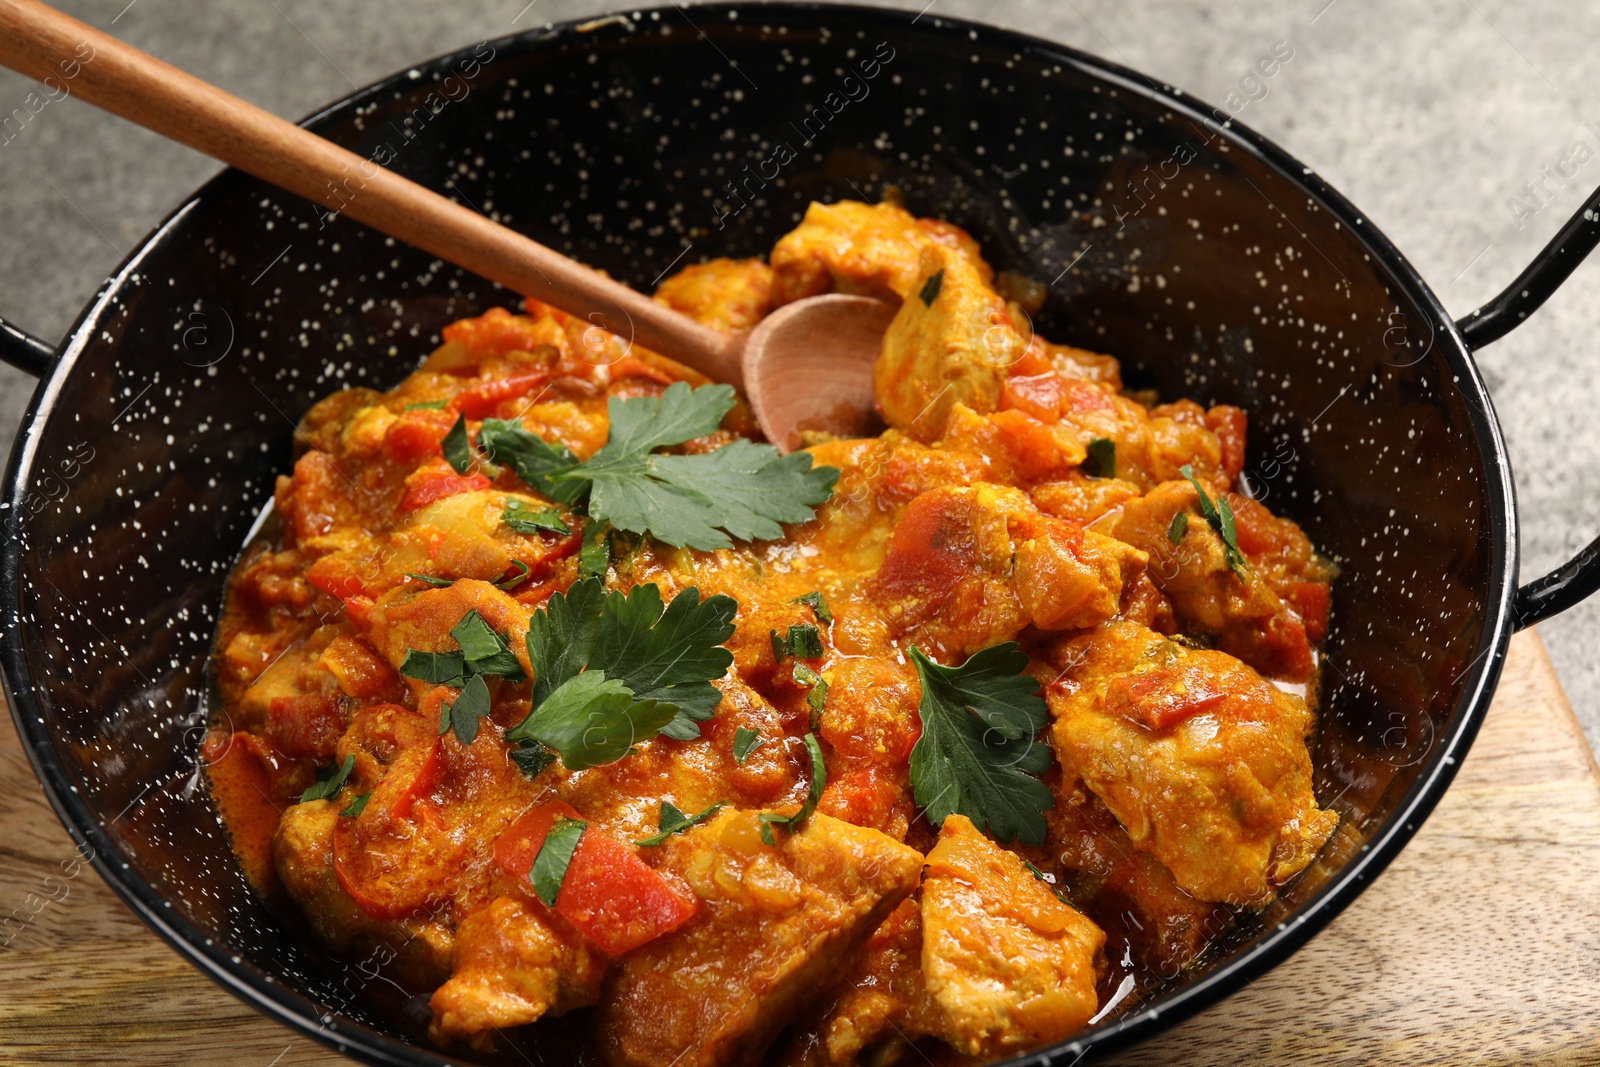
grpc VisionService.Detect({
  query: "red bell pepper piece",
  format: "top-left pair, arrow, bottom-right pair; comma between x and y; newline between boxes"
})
494,801 -> 697,956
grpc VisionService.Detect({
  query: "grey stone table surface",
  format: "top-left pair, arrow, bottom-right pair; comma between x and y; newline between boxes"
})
2,0 -> 1598,751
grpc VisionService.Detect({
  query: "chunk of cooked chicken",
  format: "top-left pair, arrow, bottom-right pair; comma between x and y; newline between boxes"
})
874,482 -> 1140,657
769,200 -> 993,306
428,895 -> 605,1046
874,246 -> 1022,441
598,809 -> 923,1067
921,814 -> 1104,1058
1045,621 -> 1338,905
1112,479 -> 1317,680
654,257 -> 775,334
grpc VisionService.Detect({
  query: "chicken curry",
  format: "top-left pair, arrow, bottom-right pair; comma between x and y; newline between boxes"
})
206,199 -> 1339,1065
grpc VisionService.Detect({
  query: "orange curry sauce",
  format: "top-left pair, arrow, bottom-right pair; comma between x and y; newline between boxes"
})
207,200 -> 1338,1065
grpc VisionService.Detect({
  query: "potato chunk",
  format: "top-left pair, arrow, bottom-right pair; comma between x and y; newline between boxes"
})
1045,621 -> 1338,904
428,896 -> 605,1045
921,815 -> 1104,1057
598,810 -> 923,1067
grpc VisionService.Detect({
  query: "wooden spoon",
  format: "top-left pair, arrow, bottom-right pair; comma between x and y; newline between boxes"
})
0,0 -> 890,452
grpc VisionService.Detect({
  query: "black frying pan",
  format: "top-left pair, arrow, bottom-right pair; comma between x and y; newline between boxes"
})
3,5 -> 1598,1064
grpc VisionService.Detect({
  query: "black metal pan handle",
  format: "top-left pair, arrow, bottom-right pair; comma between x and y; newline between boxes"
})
1455,181 -> 1600,629
0,313 -> 54,379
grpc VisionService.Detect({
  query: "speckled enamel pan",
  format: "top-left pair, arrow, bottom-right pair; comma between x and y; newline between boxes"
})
4,5 -> 1599,1065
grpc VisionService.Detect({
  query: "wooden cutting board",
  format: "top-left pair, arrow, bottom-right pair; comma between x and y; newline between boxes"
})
2,629 -> 1598,1066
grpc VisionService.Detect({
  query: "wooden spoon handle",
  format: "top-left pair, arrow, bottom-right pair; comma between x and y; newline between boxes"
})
0,0 -> 744,386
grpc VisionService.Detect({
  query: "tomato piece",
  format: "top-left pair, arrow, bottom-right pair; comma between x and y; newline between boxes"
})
1000,372 -> 1064,422
451,371 -> 553,419
382,408 -> 457,464
442,306 -> 555,358
876,491 -> 977,602
494,801 -> 698,956
317,636 -> 397,700
330,704 -> 455,921
1059,379 -> 1116,414
1104,663 -> 1229,731
989,409 -> 1075,482
267,694 -> 344,759
1009,341 -> 1055,378
1206,405 -> 1248,484
1281,580 -> 1331,644
604,356 -> 678,386
305,555 -> 369,600
399,462 -> 491,512
819,764 -> 900,830
342,595 -> 375,626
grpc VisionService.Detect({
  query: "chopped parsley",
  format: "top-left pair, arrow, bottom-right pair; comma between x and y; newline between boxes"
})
793,662 -> 828,729
404,399 -> 448,411
405,573 -> 455,587
578,520 -> 611,579
1083,437 -> 1116,479
504,577 -> 737,768
732,726 -> 763,765
1022,857 -> 1074,906
398,609 -> 525,688
441,673 -> 492,745
476,383 -> 837,551
509,738 -> 557,779
1167,511 -> 1188,545
636,800 -> 723,846
502,500 -> 571,536
772,623 -> 824,662
793,591 -> 833,625
442,413 -> 473,474
338,792 -> 370,818
300,753 -> 354,803
1179,464 -> 1250,582
919,268 -> 945,306
495,560 -> 531,592
759,732 -> 826,845
907,642 -> 1053,847
530,817 -> 586,907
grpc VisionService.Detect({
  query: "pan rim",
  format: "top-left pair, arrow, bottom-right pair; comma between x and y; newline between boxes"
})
0,5 -> 1519,1065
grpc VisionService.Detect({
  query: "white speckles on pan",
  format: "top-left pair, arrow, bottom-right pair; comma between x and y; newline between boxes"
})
0,5 -> 1510,1064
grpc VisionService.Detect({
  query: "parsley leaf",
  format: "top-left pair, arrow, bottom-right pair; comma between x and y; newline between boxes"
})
405,573 -> 456,588
441,674 -> 493,745
404,399 -> 448,411
579,520 -> 611,579
908,643 -> 1053,847
514,670 -> 675,769
759,732 -> 826,845
732,726 -> 763,764
1179,464 -> 1250,582
1167,511 -> 1188,545
442,413 -> 473,474
1083,437 -> 1116,479
793,591 -> 833,625
507,577 -> 737,762
509,738 -> 557,779
637,800 -> 723,846
503,500 -> 571,535
919,268 -> 945,306
478,419 -> 583,504
530,817 -> 586,907
300,754 -> 355,803
793,663 -> 827,729
475,384 -> 837,551
400,649 -> 467,687
339,792 -> 370,818
772,623 -> 824,662
495,559 -> 531,592
449,610 -> 526,683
